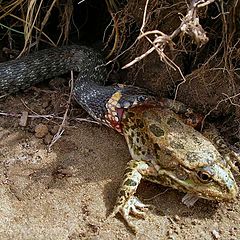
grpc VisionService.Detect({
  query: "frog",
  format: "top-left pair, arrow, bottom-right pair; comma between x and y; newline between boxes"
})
110,98 -> 239,231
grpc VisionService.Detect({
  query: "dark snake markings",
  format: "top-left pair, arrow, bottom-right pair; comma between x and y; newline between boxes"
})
0,45 -> 155,131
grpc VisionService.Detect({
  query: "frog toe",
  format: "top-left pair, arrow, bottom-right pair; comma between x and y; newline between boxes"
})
111,196 -> 149,231
129,196 -> 149,218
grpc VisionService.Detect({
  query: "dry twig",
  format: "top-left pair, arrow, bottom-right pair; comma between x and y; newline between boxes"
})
48,71 -> 74,150
119,0 -> 217,101
123,0 -> 213,70
0,112 -> 99,125
201,92 -> 240,130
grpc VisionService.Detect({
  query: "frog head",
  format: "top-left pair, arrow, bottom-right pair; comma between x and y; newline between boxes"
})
146,109 -> 239,201
159,159 -> 238,201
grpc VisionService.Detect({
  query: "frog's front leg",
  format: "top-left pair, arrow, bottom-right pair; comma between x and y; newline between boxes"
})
111,159 -> 157,231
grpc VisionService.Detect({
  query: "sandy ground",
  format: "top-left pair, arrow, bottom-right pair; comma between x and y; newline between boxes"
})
0,85 -> 239,240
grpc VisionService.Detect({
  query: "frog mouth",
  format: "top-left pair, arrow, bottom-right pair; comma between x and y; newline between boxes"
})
164,170 -> 238,201
180,187 -> 235,206
187,180 -> 236,201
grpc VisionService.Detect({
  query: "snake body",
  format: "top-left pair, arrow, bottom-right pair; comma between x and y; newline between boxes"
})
0,45 -> 154,129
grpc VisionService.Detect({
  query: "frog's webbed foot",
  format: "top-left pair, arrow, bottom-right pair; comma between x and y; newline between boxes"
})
182,193 -> 200,207
110,159 -> 155,232
111,196 -> 150,231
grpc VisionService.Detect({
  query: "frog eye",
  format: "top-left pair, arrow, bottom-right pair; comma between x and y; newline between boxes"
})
197,171 -> 212,183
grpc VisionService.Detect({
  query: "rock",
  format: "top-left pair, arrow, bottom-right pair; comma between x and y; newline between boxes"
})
211,229 -> 221,239
34,124 -> 49,138
19,111 -> 29,127
174,215 -> 180,222
49,125 -> 59,135
43,133 -> 52,145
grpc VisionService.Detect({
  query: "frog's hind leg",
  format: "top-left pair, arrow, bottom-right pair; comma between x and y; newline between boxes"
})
160,98 -> 203,129
227,144 -> 240,173
202,124 -> 240,173
110,159 -> 157,231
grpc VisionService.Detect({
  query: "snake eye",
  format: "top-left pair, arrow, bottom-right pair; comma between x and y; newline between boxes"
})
197,171 -> 212,183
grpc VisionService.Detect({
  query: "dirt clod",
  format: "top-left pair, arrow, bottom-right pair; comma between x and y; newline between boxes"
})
43,133 -> 53,145
34,124 -> 49,138
49,125 -> 59,135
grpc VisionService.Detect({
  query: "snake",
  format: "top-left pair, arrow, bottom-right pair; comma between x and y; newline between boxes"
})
0,45 -> 155,130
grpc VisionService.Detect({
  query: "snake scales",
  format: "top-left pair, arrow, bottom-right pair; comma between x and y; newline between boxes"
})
0,45 -> 153,127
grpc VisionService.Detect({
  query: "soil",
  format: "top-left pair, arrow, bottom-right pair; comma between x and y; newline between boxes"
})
0,79 -> 240,240
0,1 -> 240,239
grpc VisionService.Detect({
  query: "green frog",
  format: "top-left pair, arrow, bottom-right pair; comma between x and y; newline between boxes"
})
110,98 -> 239,231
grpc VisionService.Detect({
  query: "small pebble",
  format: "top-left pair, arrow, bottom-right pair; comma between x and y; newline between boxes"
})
167,229 -> 174,239
49,125 -> 59,135
34,124 -> 49,138
43,133 -> 52,145
49,77 -> 66,89
211,229 -> 220,239
191,219 -> 198,225
174,215 -> 180,222
19,111 -> 29,127
42,100 -> 50,108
